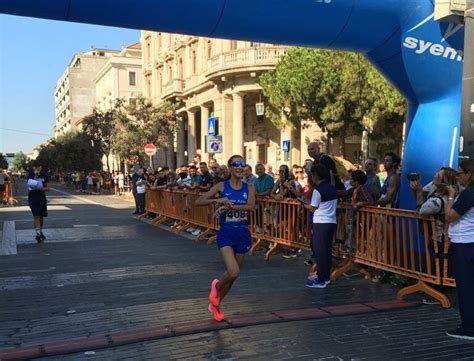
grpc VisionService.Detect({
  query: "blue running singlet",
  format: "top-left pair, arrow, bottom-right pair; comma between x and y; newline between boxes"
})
216,181 -> 252,254
381,173 -> 400,208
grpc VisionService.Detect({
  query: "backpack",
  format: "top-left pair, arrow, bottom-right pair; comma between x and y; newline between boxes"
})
330,156 -> 349,180
318,154 -> 347,190
427,193 -> 445,218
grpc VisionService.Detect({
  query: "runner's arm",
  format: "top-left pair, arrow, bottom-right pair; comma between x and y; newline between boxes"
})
195,182 -> 225,206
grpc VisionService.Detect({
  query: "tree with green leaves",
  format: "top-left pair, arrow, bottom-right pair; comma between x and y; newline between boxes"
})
36,133 -> 102,173
259,48 -> 406,157
112,97 -> 178,165
82,107 -> 116,172
11,152 -> 28,173
0,153 -> 8,169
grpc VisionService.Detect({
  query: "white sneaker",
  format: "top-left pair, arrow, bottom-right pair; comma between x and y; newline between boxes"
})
187,228 -> 196,233
192,229 -> 201,236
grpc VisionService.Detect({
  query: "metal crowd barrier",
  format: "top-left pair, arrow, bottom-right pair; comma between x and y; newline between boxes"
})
1,180 -> 17,205
144,189 -> 455,308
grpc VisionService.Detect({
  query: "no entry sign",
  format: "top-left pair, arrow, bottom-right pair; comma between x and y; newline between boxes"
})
144,144 -> 157,156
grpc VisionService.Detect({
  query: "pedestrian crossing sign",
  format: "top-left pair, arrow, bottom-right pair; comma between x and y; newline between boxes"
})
208,117 -> 216,136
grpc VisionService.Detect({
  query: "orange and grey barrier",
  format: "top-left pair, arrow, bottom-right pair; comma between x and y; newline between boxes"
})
347,206 -> 450,307
1,180 -> 17,205
249,196 -> 311,260
144,189 -> 219,242
143,189 -> 453,307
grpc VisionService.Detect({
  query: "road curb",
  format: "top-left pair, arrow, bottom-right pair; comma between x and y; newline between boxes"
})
0,300 -> 419,360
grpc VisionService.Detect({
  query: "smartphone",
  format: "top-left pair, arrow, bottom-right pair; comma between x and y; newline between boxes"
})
407,173 -> 420,181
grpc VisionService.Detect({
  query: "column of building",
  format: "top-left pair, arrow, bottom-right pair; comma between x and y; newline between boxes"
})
200,105 -> 210,162
232,92 -> 244,157
187,110 -> 197,162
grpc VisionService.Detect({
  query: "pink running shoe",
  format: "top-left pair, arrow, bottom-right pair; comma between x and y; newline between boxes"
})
208,279 -> 220,306
208,303 -> 224,322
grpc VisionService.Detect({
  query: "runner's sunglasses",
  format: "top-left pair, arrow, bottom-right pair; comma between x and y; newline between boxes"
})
230,161 -> 246,168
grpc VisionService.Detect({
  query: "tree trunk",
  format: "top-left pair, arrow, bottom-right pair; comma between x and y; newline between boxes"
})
340,126 -> 346,158
106,152 -> 111,173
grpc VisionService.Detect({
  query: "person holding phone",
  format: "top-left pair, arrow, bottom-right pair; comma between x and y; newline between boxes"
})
272,164 -> 300,199
27,163 -> 50,243
196,155 -> 256,321
410,167 -> 457,244
408,166 -> 457,304
272,164 -> 301,258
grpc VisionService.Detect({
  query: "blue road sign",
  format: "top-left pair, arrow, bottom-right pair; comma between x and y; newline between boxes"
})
208,117 -> 216,136
282,140 -> 290,152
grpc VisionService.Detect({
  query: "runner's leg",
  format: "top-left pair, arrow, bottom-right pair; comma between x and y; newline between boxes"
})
217,247 -> 244,302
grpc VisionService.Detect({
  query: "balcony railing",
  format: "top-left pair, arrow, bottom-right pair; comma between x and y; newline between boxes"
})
162,79 -> 185,98
158,46 -> 287,98
207,46 -> 286,75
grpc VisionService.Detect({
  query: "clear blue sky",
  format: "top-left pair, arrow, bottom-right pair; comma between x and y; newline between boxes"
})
0,15 -> 139,154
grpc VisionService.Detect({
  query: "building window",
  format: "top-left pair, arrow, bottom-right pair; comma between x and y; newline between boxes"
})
178,58 -> 183,79
158,71 -> 162,94
207,40 -> 212,59
192,50 -> 197,74
99,51 -> 105,56
147,42 -> 151,62
146,79 -> 151,97
230,40 -> 237,50
129,72 -> 136,86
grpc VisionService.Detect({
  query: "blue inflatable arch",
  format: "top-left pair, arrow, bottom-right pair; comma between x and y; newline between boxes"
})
0,0 -> 465,208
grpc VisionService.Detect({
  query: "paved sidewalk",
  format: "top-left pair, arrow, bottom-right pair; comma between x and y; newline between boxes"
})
0,182 -> 473,360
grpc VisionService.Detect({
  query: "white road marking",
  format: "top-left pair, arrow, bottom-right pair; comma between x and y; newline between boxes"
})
49,187 -> 102,205
0,206 -> 71,212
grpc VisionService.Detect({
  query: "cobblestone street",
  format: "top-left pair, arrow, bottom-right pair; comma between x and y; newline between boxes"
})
1,183 -> 473,360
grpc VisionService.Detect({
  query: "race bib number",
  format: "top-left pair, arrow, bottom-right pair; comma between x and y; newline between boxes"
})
225,210 -> 248,223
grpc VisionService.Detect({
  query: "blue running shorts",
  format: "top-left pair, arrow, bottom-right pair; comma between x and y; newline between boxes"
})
216,227 -> 252,254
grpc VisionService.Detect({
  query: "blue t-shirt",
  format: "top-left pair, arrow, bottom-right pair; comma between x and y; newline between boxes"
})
255,174 -> 274,194
449,187 -> 474,243
219,181 -> 249,229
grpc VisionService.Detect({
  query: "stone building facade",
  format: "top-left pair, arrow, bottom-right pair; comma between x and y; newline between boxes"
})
141,32 -> 332,169
95,43 -> 143,112
54,49 -> 118,138
93,43 -> 143,171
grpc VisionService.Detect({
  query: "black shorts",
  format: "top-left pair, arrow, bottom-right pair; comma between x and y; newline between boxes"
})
29,199 -> 48,217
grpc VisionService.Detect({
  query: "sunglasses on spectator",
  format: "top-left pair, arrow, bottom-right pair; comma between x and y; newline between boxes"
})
295,171 -> 303,174
230,161 -> 246,168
